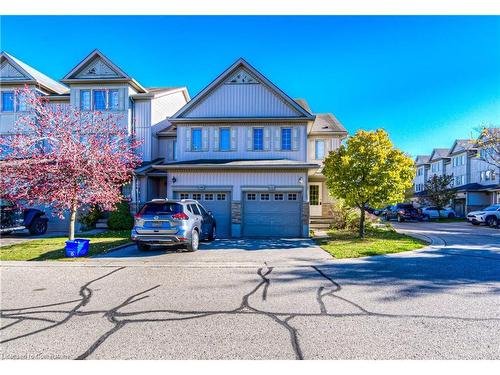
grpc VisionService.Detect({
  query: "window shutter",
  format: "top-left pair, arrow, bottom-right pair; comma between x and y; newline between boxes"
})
202,127 -> 209,151
119,88 -> 126,110
230,128 -> 238,151
263,128 -> 271,151
214,127 -> 219,151
274,127 -> 281,151
308,139 -> 315,160
292,127 -> 299,151
74,89 -> 80,109
246,128 -> 253,151
185,127 -> 191,152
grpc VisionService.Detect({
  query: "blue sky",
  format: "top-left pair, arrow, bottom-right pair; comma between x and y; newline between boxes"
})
1,16 -> 499,157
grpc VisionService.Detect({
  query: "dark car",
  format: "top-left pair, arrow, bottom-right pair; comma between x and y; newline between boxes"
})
0,198 -> 49,235
131,199 -> 216,252
383,203 -> 424,222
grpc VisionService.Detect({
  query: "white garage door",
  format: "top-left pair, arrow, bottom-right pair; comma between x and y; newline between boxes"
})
242,191 -> 302,237
175,191 -> 232,238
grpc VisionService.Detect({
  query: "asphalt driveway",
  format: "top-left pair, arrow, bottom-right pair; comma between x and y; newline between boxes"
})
1,223 -> 499,359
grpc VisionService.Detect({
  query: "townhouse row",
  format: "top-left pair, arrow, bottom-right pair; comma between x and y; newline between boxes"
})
0,50 -> 348,237
413,139 -> 500,216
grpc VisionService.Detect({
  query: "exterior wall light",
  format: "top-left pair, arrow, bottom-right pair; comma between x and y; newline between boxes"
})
172,177 -> 176,184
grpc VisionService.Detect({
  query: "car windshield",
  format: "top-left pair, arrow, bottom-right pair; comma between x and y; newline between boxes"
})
139,202 -> 183,215
482,205 -> 500,211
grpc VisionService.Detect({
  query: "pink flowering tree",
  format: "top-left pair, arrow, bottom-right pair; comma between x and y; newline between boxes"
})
0,87 -> 142,240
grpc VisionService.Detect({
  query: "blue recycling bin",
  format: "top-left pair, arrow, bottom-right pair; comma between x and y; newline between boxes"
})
65,238 -> 90,258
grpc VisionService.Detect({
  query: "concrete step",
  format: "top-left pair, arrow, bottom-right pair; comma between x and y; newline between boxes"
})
310,218 -> 335,224
95,219 -> 108,229
310,223 -> 331,229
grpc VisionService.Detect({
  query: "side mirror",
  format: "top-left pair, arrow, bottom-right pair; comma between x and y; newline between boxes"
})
208,211 -> 213,216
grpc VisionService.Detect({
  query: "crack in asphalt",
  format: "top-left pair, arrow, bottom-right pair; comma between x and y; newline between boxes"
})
1,264 -> 498,360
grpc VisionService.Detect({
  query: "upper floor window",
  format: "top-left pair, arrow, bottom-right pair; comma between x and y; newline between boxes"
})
452,154 -> 465,167
315,140 -> 325,160
253,128 -> 264,151
281,128 -> 292,151
431,162 -> 440,172
80,90 -> 91,111
417,167 -> 423,176
1,92 -> 14,112
93,90 -> 107,110
219,128 -> 231,151
108,90 -> 119,110
191,128 -> 202,151
172,140 -> 177,160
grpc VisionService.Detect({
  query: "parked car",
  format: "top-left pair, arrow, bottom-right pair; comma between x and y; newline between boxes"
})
467,204 -> 500,227
0,198 -> 49,235
421,206 -> 457,220
373,206 -> 390,216
131,199 -> 216,252
383,203 -> 424,222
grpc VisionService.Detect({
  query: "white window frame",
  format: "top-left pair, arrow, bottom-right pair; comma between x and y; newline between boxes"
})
315,139 -> 325,160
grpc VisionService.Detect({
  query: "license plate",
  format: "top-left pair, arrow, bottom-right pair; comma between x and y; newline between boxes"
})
152,221 -> 162,227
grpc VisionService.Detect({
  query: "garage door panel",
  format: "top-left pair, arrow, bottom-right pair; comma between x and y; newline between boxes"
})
174,191 -> 231,238
243,192 -> 302,237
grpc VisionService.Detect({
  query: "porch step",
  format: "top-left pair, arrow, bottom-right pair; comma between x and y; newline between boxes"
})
310,223 -> 331,229
95,219 -> 108,229
310,217 -> 335,224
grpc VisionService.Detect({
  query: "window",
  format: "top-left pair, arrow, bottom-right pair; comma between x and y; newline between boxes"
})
190,204 -> 201,215
197,205 -> 208,216
191,128 -> 202,151
1,92 -> 14,112
80,90 -> 91,111
431,162 -> 440,172
455,175 -> 464,186
217,193 -> 226,201
281,128 -> 292,151
16,92 -> 27,112
486,170 -> 491,181
260,193 -> 270,201
288,193 -> 298,201
417,167 -> 423,176
179,193 -> 189,200
139,202 -> 182,215
315,140 -> 325,160
93,90 -> 107,110
172,141 -> 177,160
247,193 -> 256,200
253,128 -> 264,151
220,128 -> 231,151
204,193 -> 214,200
274,193 -> 284,200
108,89 -> 119,110
192,193 -> 201,201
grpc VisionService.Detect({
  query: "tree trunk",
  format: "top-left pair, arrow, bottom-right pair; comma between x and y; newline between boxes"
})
359,206 -> 366,238
69,204 -> 77,241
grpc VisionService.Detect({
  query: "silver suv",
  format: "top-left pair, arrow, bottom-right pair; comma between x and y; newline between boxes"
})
131,199 -> 217,252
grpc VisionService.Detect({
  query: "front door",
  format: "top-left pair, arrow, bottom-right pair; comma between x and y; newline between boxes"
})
309,183 -> 322,217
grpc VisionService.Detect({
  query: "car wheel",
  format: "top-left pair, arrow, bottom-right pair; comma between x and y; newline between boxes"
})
137,243 -> 149,251
28,218 -> 47,235
187,229 -> 199,252
208,226 -> 216,241
423,214 -> 430,221
447,213 -> 455,219
397,215 -> 404,223
383,214 -> 389,221
2,230 -> 13,235
486,216 -> 497,228
471,221 -> 480,226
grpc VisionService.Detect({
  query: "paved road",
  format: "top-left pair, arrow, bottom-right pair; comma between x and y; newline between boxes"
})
1,223 -> 499,359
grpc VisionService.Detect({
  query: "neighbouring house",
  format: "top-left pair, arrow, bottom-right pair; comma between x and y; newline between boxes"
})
413,138 -> 500,216
0,50 -> 190,231
0,51 -> 348,237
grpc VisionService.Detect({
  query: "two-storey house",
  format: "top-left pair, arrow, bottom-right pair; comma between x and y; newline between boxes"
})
151,58 -> 348,238
0,50 -> 190,230
413,138 -> 499,216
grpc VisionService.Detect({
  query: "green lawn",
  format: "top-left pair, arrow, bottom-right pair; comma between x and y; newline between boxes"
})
317,227 -> 427,259
0,230 -> 131,261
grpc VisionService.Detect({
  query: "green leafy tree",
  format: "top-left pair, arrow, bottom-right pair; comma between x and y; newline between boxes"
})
423,174 -> 456,218
323,129 -> 415,237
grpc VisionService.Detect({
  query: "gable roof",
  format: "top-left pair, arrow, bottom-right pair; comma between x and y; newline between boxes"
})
415,155 -> 431,165
61,49 -> 146,93
449,139 -> 477,155
170,58 -> 315,122
429,148 -> 451,162
311,113 -> 348,135
0,52 -> 68,95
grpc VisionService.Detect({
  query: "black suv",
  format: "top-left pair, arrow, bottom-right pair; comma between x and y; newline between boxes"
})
0,199 -> 49,235
383,203 -> 424,222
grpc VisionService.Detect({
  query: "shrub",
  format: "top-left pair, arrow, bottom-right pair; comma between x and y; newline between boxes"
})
78,205 -> 103,231
328,198 -> 378,231
107,201 -> 134,230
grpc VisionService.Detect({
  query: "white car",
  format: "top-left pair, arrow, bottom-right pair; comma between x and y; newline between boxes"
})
421,206 -> 457,220
467,204 -> 500,227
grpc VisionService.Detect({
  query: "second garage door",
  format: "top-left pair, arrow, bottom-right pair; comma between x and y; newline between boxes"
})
242,191 -> 302,237
175,191 -> 232,238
